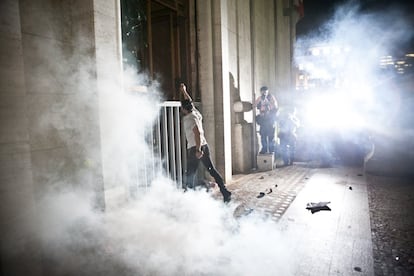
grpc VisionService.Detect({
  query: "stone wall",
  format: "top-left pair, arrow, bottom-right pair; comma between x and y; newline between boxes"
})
0,0 -> 43,274
196,0 -> 294,175
0,0 -> 123,274
0,0 -> 295,273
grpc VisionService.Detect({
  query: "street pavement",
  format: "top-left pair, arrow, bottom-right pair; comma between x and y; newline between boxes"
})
227,163 -> 375,276
230,164 -> 311,221
366,174 -> 414,275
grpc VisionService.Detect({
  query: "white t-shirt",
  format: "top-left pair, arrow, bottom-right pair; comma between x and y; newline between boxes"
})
183,108 -> 207,149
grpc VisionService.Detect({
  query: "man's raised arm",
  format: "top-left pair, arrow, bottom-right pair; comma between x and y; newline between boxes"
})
179,83 -> 193,102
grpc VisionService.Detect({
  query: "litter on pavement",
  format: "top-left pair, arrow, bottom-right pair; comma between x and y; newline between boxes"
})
306,201 -> 331,214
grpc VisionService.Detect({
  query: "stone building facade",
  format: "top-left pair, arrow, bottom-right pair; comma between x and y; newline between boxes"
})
0,0 -> 298,274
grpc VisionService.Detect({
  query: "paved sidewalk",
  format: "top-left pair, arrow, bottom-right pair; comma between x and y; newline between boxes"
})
229,164 -> 312,221
228,164 -> 374,276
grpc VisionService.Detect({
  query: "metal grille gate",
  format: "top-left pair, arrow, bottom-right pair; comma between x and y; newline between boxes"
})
151,101 -> 185,188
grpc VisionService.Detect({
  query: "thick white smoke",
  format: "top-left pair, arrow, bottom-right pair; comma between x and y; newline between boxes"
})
295,1 -> 413,130
36,173 -> 295,275
29,40 -> 295,276
25,1 -> 414,274
294,1 -> 414,164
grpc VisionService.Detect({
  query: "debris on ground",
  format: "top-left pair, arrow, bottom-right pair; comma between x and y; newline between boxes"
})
354,266 -> 362,272
256,188 -> 273,198
257,192 -> 265,198
306,201 -> 331,214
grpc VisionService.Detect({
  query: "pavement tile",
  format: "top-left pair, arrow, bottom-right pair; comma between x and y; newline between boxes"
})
214,162 -> 413,275
228,163 -> 311,220
229,164 -> 375,275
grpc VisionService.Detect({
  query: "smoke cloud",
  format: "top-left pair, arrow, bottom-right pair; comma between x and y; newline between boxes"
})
36,172 -> 295,276
294,1 -> 414,163
27,25 -> 295,276
20,1 -> 414,274
295,1 -> 413,123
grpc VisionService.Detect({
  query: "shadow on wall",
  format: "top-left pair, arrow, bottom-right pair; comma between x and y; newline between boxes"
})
230,72 -> 254,173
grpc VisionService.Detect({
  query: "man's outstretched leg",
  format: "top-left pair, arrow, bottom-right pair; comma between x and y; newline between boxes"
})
200,145 -> 231,202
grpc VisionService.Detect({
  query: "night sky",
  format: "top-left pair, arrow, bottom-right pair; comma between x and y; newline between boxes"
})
296,0 -> 345,37
297,0 -> 414,52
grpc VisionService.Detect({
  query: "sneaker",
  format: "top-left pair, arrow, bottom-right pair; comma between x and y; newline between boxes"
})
223,191 -> 232,203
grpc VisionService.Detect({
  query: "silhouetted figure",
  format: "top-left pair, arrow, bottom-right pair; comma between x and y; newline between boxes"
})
255,86 -> 278,154
278,107 -> 300,165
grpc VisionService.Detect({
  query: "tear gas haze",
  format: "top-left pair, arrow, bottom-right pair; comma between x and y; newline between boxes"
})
27,33 -> 294,276
11,1 -> 414,274
295,1 -> 413,131
294,1 -> 414,164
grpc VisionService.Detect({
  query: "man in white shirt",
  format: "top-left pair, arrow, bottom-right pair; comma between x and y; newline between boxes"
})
180,83 -> 231,203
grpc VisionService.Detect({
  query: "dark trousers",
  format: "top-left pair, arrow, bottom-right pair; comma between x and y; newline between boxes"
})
279,132 -> 296,165
185,144 -> 229,196
260,122 -> 276,153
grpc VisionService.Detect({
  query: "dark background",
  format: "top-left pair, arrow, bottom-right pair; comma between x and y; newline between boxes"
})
296,0 -> 414,54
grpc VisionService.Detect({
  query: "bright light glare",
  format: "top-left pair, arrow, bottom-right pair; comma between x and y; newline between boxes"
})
311,48 -> 320,56
305,93 -> 367,130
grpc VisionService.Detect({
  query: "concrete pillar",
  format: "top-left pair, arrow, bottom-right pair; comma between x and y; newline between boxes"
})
196,0 -> 214,155
211,0 -> 232,181
232,100 -> 253,173
0,0 -> 123,274
235,0 -> 254,122
19,0 -> 105,206
275,0 -> 294,104
197,0 -> 232,182
251,0 -> 277,92
91,0 -> 127,210
233,123 -> 253,173
0,0 -> 43,274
